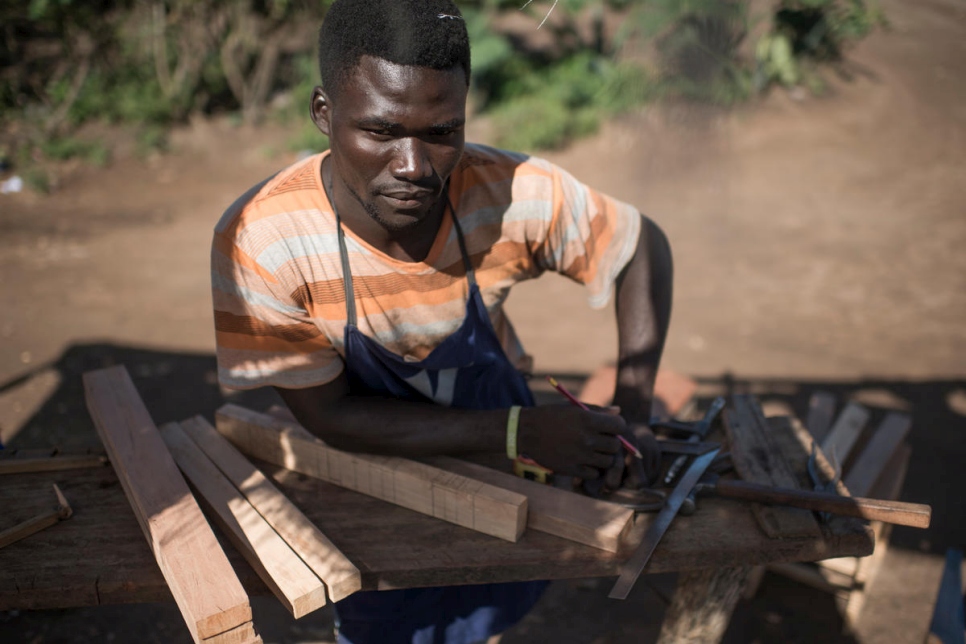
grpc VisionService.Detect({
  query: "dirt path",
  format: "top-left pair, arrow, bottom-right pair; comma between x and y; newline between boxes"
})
1,0 -> 964,642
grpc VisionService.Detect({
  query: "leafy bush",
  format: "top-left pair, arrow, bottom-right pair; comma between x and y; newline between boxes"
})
0,0 -> 888,178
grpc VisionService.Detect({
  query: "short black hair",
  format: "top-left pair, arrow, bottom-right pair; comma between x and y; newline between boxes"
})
318,0 -> 471,97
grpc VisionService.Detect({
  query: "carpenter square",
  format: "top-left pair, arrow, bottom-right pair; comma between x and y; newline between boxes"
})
662,396 -> 726,486
609,447 -> 721,600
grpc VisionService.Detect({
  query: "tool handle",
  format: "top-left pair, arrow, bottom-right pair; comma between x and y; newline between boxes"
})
715,479 -> 932,529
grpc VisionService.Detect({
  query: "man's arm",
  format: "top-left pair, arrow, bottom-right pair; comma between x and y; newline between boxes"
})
611,214 -> 674,480
275,378 -> 625,481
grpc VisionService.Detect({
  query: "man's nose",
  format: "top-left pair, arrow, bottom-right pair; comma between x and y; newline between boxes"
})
390,138 -> 433,182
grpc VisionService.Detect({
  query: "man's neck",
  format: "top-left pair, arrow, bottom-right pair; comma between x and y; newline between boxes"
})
322,157 -> 445,263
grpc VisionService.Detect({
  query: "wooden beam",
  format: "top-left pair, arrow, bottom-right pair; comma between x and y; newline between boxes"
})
214,404 -> 527,543
843,413 -> 911,498
426,456 -> 633,553
0,454 -> 108,475
160,421 -> 327,619
203,621 -> 261,644
178,415 -> 362,602
821,401 -> 870,466
83,366 -> 254,643
262,404 -> 633,554
724,396 -> 821,538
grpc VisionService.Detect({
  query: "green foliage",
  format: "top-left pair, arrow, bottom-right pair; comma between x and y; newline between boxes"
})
0,0 -> 889,170
755,0 -> 886,89
40,136 -> 110,165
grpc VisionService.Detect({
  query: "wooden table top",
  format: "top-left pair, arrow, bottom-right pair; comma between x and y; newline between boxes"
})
0,459 -> 873,611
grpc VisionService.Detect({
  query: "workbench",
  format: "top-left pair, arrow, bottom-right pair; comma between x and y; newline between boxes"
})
0,455 -> 873,640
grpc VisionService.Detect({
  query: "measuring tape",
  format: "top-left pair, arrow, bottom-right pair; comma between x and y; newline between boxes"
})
513,456 -> 553,484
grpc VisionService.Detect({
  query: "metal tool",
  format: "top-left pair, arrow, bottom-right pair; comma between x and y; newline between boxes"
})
679,451 -> 733,516
690,473 -> 931,528
0,483 -> 73,550
660,396 -> 726,486
513,456 -> 553,484
604,487 -> 668,512
656,438 -> 720,457
609,448 -> 721,600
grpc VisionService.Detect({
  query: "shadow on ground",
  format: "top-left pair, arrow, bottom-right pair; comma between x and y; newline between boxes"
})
0,343 -> 961,643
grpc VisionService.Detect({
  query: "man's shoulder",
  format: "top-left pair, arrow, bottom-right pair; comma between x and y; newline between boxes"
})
214,153 -> 330,243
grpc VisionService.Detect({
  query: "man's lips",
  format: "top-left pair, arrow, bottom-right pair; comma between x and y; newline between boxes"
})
381,189 -> 436,208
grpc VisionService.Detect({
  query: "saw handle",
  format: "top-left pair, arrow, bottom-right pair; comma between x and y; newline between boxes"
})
715,479 -> 931,529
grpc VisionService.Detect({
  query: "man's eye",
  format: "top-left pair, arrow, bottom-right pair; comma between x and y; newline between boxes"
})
429,129 -> 456,137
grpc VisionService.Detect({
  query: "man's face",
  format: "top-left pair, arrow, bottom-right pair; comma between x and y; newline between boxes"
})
313,56 -> 467,233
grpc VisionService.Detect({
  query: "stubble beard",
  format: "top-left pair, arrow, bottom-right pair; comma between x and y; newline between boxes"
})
353,187 -> 440,233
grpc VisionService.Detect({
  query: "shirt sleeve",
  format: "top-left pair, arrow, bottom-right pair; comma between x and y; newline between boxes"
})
211,215 -> 345,390
530,160 -> 642,310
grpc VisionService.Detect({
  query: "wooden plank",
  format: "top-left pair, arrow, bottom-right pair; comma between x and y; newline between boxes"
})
214,404 -> 527,543
821,402 -> 871,466
83,366 -> 253,643
0,454 -> 108,475
179,415 -> 362,602
0,460 -> 874,607
262,405 -> 633,554
160,421 -> 327,619
426,456 -> 633,553
843,412 -> 911,498
805,391 -> 838,443
203,621 -> 261,644
724,397 -> 821,538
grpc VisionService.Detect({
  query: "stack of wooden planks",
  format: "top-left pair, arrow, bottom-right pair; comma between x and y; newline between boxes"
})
766,392 -> 913,629
83,364 -> 640,641
217,403 -> 636,554
84,366 -> 367,642
84,366 -> 261,644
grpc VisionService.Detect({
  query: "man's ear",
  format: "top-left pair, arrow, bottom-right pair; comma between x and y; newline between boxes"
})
310,86 -> 331,136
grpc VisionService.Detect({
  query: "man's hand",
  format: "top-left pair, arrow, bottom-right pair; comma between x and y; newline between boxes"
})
515,406 -> 624,480
604,424 -> 662,489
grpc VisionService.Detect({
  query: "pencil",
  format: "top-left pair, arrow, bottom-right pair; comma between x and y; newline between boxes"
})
546,376 -> 644,460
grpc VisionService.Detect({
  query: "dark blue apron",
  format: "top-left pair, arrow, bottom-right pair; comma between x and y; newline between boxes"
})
331,193 -> 548,644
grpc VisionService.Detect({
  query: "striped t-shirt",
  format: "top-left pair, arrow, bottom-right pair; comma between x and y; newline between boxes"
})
212,143 -> 642,390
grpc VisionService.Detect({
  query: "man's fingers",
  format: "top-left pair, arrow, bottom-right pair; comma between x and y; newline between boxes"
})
604,452 -> 624,489
591,434 -> 621,454
575,465 -> 601,480
589,452 -> 616,470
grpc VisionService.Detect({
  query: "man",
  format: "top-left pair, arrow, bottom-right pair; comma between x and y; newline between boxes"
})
211,0 -> 672,642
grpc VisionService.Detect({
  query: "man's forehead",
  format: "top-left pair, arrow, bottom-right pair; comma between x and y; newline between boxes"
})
336,55 -> 468,98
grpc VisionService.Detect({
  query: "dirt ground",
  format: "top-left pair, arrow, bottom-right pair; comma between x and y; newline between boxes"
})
1,0 -> 964,641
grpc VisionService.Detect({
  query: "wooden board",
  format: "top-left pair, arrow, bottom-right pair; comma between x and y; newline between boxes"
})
843,413 -> 912,497
214,404 -> 527,543
179,415 -> 362,602
83,366 -> 254,643
0,454 -> 874,608
160,421 -> 327,619
821,402 -> 870,466
261,404 -> 634,554
0,453 -> 108,475
724,396 -> 821,539
425,456 -> 633,553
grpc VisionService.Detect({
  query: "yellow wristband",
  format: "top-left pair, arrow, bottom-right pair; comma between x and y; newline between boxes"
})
506,405 -> 522,460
